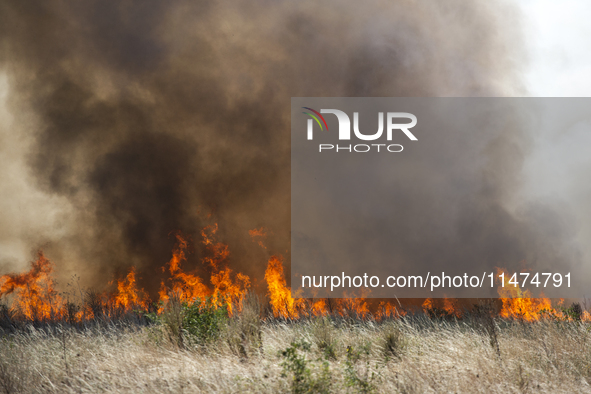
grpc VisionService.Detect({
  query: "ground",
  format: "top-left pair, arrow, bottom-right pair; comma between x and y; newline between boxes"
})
2,314 -> 591,393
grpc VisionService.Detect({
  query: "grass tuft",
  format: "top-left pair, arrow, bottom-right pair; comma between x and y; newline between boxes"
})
1,305 -> 591,392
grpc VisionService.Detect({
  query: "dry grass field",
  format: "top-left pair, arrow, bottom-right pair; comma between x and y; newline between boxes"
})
2,299 -> 591,394
4,238 -> 589,392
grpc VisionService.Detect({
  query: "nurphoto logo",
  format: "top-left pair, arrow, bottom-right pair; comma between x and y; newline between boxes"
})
303,107 -> 417,152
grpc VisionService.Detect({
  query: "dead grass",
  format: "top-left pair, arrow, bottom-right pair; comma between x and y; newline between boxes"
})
1,316 -> 591,393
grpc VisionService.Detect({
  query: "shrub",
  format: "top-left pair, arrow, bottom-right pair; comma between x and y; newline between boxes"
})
84,289 -> 105,320
382,327 -> 405,360
280,341 -> 331,394
183,297 -> 228,344
561,303 -> 583,321
344,343 -> 379,394
147,293 -> 228,348
311,317 -> 337,361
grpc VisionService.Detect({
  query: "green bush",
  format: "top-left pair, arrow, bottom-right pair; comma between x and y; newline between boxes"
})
183,298 -> 228,344
344,343 -> 379,394
311,317 -> 338,361
280,341 -> 331,394
147,294 -> 228,347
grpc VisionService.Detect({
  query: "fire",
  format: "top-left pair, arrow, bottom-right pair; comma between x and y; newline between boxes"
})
159,228 -> 250,315
422,298 -> 433,313
0,251 -> 63,320
253,229 -> 375,319
261,255 -> 380,319
0,224 -> 252,321
443,297 -> 461,318
201,224 -> 230,270
496,268 -> 555,321
375,300 -> 406,319
421,297 -> 462,318
248,227 -> 267,249
204,225 -> 250,313
264,255 -> 303,318
309,298 -> 329,316
0,230 -> 586,323
114,268 -> 148,310
160,233 -> 209,306
338,296 -> 370,318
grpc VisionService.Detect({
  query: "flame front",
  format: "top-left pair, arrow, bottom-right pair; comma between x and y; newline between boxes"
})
0,231 -> 586,322
0,251 -> 63,320
496,268 -> 554,321
265,255 -> 303,318
114,268 -> 148,310
159,233 -> 209,307
159,228 -> 250,315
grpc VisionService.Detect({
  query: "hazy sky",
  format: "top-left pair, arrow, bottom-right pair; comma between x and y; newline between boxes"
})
520,0 -> 591,96
514,1 -> 591,297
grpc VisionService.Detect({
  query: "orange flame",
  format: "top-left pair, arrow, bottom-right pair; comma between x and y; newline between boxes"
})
249,227 -> 267,249
422,297 -> 462,318
264,255 -> 303,318
1,232 -> 586,323
160,233 -> 209,306
496,268 -> 555,321
422,297 -> 433,312
114,267 -> 148,310
375,301 -> 406,319
443,297 -> 462,318
0,251 -> 64,320
159,228 -> 250,314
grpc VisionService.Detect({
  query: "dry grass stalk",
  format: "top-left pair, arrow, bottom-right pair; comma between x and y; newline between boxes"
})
0,314 -> 590,392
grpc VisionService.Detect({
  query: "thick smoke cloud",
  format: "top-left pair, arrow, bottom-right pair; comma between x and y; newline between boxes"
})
292,98 -> 584,298
0,0 -> 526,295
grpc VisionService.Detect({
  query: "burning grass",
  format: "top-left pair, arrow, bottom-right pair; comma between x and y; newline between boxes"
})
0,225 -> 407,325
5,223 -> 582,326
3,226 -> 591,392
2,271 -> 591,394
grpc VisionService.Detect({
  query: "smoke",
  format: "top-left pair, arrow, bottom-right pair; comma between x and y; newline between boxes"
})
0,0 -> 527,295
292,97 -> 585,298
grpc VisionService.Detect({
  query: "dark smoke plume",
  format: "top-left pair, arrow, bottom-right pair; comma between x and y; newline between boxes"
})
0,0 -> 526,295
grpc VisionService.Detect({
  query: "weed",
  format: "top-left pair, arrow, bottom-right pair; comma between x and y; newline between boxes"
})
183,297 -> 227,344
382,327 -> 405,360
474,300 -> 500,358
84,289 -> 105,320
344,343 -> 379,393
280,341 -> 332,394
226,291 -> 262,358
146,292 -> 228,348
311,317 -> 337,361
